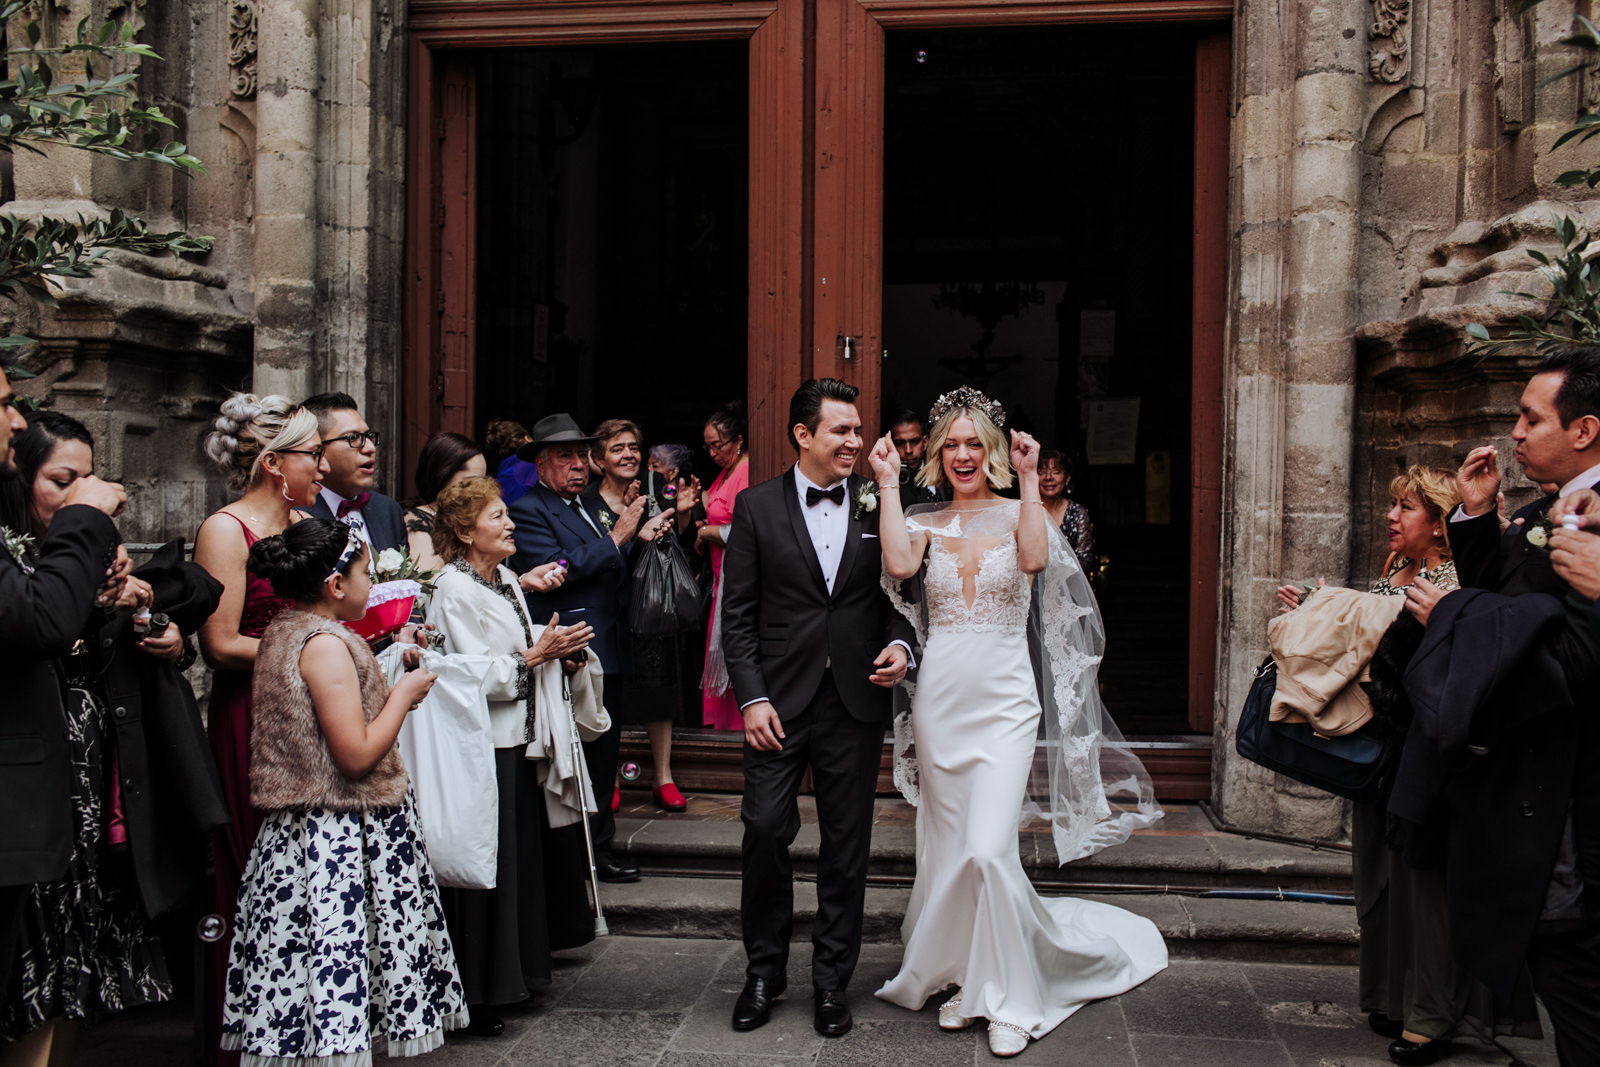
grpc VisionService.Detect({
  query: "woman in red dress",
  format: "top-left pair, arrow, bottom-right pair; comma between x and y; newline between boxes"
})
193,393 -> 328,1063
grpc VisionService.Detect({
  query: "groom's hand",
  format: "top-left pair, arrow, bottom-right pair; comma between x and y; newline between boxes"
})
870,643 -> 909,687
743,701 -> 786,751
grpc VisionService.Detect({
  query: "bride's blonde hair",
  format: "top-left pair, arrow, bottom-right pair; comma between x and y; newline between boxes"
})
919,405 -> 1014,491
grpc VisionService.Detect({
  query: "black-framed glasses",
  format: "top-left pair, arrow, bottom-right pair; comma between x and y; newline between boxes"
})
277,446 -> 326,462
704,437 -> 732,454
327,430 -> 381,449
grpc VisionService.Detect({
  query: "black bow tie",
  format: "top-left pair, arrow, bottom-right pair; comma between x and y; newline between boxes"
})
806,485 -> 846,508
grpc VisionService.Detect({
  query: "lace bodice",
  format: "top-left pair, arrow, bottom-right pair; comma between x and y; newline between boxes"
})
924,533 -> 1030,634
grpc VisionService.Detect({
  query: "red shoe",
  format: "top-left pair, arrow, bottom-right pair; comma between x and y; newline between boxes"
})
611,786 -> 621,813
654,783 -> 688,812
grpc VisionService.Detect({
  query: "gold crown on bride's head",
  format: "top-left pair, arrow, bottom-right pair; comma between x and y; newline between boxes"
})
928,386 -> 1006,431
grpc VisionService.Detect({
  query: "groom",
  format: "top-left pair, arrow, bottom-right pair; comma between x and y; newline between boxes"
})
721,378 -> 915,1037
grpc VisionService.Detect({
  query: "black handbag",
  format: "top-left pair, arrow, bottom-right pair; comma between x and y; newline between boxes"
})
1234,656 -> 1397,804
630,534 -> 703,636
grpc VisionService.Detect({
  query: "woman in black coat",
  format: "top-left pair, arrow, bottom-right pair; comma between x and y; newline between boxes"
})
0,413 -> 225,1055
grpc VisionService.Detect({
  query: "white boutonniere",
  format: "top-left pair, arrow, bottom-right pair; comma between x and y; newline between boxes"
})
853,481 -> 878,520
599,510 -> 615,531
1525,509 -> 1554,549
1,526 -> 36,572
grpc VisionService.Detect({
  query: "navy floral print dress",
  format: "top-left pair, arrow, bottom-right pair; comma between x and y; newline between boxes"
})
221,789 -> 467,1064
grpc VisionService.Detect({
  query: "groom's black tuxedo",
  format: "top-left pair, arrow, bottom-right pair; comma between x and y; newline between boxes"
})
721,469 -> 911,723
721,466 -> 914,994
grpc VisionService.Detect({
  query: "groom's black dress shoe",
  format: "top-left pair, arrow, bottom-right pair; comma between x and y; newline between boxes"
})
813,988 -> 852,1037
731,976 -> 785,1031
1368,1012 -> 1404,1039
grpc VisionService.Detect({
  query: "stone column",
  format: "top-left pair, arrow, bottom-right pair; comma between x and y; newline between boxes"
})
1215,0 -> 1368,840
250,0 -> 406,483
252,0 -> 320,401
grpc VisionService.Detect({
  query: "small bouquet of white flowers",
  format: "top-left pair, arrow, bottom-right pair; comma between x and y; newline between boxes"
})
347,547 -> 439,642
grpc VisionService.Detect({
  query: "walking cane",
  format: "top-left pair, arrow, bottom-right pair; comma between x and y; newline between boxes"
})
566,672 -> 610,936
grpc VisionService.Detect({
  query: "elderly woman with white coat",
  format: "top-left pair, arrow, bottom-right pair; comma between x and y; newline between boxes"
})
424,475 -> 604,1038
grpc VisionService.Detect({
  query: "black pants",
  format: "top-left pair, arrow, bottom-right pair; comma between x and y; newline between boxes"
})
583,673 -> 625,861
1529,917 -> 1600,1066
740,671 -> 883,992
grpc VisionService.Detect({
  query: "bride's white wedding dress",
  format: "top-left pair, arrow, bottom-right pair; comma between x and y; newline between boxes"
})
874,518 -> 1168,1038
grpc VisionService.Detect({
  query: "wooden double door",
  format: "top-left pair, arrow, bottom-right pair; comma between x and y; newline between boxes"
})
405,0 -> 1231,734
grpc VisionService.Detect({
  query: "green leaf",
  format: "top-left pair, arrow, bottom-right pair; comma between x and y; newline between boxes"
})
1465,323 -> 1492,341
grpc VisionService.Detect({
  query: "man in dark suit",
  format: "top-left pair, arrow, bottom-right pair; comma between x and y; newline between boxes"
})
300,391 -> 407,552
1405,346 -> 1600,1066
721,379 -> 914,1037
509,413 -> 659,883
888,409 -> 943,503
0,364 -> 128,979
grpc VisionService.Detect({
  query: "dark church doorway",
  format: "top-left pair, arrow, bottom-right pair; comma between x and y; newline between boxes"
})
471,41 -> 749,482
880,23 -> 1219,735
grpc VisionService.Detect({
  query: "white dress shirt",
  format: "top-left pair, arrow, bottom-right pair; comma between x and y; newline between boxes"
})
320,486 -> 378,574
794,467 -> 850,594
320,486 -> 370,545
568,494 -> 604,537
1559,461 -> 1600,499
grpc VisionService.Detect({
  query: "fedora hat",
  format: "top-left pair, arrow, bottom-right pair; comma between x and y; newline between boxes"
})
517,413 -> 599,461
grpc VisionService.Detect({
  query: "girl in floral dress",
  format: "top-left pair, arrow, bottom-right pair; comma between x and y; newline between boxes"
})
221,519 -> 467,1064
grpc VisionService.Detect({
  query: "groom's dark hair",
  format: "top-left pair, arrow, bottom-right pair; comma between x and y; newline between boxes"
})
1536,346 -> 1600,430
788,378 -> 859,452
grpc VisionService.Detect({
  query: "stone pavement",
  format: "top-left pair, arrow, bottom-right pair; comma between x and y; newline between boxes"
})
83,935 -> 1558,1067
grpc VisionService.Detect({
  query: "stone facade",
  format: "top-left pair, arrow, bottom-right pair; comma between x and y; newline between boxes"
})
10,0 -> 1596,838
8,0 -> 406,543
1216,0 -> 1599,839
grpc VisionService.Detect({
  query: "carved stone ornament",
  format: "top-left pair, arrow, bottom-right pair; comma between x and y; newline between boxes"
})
1369,0 -> 1412,84
229,0 -> 258,100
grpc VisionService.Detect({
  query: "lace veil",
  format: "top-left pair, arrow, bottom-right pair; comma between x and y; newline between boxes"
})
882,499 -> 1162,864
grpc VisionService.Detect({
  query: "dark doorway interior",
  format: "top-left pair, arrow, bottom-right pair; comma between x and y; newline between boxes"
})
472,42 -> 749,479
882,23 -> 1215,734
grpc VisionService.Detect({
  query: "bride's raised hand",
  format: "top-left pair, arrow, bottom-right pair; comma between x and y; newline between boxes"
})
867,433 -> 900,484
1010,430 -> 1040,476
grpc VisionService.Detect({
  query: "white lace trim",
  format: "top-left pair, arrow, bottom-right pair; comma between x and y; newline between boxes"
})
366,578 -> 422,608
885,501 -> 1162,863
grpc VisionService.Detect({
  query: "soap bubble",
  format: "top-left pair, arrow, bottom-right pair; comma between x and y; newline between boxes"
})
915,50 -> 927,63
620,761 -> 642,782
197,914 -> 227,943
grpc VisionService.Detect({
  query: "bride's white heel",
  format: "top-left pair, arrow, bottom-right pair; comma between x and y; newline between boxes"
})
937,990 -> 975,1031
987,1020 -> 1029,1057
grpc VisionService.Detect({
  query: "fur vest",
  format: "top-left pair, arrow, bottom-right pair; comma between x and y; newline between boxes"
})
250,609 -> 408,812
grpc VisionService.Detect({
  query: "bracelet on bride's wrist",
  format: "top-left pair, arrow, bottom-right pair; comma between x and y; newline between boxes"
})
878,482 -> 900,491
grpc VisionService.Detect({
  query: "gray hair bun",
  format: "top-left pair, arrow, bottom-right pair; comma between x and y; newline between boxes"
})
204,392 -> 297,493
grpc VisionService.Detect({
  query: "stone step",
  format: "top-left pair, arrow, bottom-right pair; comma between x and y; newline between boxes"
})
595,874 -> 1359,964
612,799 -> 1353,893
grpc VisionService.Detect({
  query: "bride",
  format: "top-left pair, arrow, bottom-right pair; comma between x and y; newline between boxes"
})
868,387 -> 1168,1057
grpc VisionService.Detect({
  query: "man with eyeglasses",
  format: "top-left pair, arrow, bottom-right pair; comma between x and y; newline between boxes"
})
299,392 -> 407,553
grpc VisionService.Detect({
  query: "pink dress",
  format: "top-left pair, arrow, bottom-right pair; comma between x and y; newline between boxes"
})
702,458 -> 749,729
205,513 -> 292,1065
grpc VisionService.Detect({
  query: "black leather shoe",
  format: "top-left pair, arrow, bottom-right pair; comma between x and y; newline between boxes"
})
1388,1037 -> 1451,1065
731,975 -> 786,1031
813,988 -> 852,1037
1368,1012 -> 1404,1039
461,1010 -> 504,1037
595,859 -> 640,883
